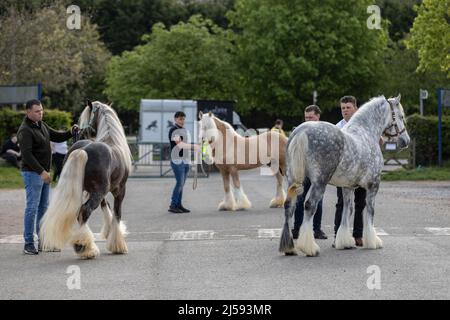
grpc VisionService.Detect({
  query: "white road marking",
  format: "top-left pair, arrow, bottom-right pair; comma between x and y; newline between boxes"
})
93,233 -> 106,242
0,235 -> 24,244
425,227 -> 450,236
375,228 -> 389,236
258,228 -> 281,238
1,227 -> 449,244
169,230 -> 215,240
222,234 -> 246,238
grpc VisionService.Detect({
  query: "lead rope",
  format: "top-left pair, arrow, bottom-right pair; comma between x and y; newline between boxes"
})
193,141 -> 209,190
192,160 -> 198,190
73,127 -> 79,143
192,143 -> 200,190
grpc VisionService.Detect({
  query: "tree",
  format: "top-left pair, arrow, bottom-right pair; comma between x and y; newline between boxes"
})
227,0 -> 389,116
407,0 -> 450,78
375,40 -> 448,116
74,0 -> 235,55
181,0 -> 235,29
0,1 -> 111,112
372,0 -> 448,116
105,15 -> 241,110
376,0 -> 421,42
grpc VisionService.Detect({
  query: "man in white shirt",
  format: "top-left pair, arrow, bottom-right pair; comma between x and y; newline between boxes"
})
333,96 -> 365,247
51,138 -> 68,182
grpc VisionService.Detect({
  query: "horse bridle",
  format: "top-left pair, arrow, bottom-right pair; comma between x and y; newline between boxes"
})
80,104 -> 100,139
73,128 -> 80,143
383,100 -> 406,138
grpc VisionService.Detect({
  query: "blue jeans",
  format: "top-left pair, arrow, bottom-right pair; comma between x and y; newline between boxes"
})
170,162 -> 190,208
22,171 -> 50,245
293,178 -> 323,232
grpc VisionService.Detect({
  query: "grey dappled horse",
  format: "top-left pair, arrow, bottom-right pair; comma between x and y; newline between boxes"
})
279,95 -> 410,257
40,101 -> 132,259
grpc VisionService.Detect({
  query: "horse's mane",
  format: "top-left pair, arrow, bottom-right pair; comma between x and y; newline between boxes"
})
347,96 -> 388,130
80,101 -> 132,172
79,106 -> 91,130
211,115 -> 237,134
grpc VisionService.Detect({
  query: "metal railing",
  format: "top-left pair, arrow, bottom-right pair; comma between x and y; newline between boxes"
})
129,141 -> 209,178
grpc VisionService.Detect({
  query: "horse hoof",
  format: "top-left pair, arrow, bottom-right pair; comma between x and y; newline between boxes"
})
299,245 -> 320,257
81,252 -> 98,259
269,199 -> 283,208
112,249 -> 128,255
306,252 -> 320,257
284,251 -> 297,256
218,204 -> 236,211
79,247 -> 100,259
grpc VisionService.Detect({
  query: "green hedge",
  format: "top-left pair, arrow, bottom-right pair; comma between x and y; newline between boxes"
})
407,114 -> 450,166
0,108 -> 72,144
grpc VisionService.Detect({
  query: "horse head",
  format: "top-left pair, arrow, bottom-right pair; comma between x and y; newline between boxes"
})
198,111 -> 219,145
384,94 -> 410,149
78,99 -> 102,140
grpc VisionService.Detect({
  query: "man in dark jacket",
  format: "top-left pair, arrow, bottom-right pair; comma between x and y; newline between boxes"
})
17,99 -> 78,255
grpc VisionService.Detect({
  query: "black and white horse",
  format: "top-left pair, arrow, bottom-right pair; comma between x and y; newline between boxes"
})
279,95 -> 410,257
40,101 -> 132,259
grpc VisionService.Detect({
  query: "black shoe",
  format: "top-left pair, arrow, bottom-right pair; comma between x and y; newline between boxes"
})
168,206 -> 183,214
23,243 -> 38,255
291,228 -> 299,240
178,205 -> 191,213
314,229 -> 328,239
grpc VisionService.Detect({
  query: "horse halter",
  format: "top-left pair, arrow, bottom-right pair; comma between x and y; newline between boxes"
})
199,123 -> 214,145
383,100 -> 405,138
80,104 -> 100,139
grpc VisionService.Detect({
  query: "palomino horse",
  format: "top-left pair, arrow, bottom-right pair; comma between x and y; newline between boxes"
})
279,95 -> 410,257
199,112 -> 287,210
40,101 -> 132,259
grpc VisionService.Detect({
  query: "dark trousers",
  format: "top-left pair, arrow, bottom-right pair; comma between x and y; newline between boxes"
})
52,152 -> 66,182
334,187 -> 366,238
1,153 -> 20,168
170,161 -> 190,208
293,178 -> 323,232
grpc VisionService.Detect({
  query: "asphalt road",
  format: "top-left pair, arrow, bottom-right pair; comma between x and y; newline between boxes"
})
1,169 -> 449,300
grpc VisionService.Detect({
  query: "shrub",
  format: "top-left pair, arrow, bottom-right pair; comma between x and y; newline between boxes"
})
407,114 -> 450,166
0,108 -> 72,143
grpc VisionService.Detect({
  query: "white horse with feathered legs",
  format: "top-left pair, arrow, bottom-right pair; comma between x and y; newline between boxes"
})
279,95 -> 410,256
199,112 -> 287,211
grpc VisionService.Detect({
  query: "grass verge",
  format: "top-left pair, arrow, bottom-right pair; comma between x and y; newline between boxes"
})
382,166 -> 450,181
0,166 -> 23,189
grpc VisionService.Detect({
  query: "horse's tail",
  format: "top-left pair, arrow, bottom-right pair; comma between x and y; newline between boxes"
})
287,132 -> 308,186
279,132 -> 307,254
40,149 -> 88,250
